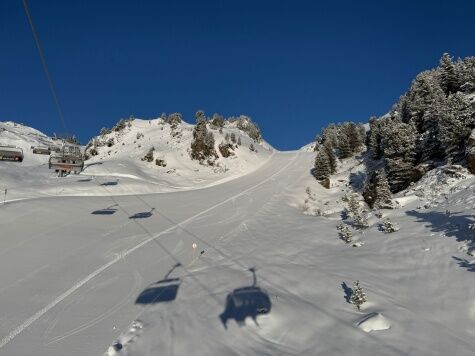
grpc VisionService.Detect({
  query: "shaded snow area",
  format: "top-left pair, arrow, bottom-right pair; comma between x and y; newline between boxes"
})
0,119 -> 273,201
1,127 -> 475,355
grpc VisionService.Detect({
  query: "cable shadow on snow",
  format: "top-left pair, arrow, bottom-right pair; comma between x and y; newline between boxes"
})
100,180 -> 119,186
135,263 -> 182,305
219,268 -> 272,329
129,208 -> 155,219
83,162 -> 103,169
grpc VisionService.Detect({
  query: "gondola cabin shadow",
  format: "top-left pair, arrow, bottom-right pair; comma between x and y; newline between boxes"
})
220,268 -> 272,329
135,263 -> 181,305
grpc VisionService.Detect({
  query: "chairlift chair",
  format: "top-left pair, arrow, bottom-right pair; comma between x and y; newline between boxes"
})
48,141 -> 84,176
31,146 -> 51,155
0,145 -> 24,162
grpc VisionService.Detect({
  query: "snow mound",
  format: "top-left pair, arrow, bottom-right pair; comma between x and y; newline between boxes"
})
357,313 -> 391,333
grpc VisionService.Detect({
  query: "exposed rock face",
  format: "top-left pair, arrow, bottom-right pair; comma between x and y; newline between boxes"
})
318,178 -> 330,189
466,129 -> 475,174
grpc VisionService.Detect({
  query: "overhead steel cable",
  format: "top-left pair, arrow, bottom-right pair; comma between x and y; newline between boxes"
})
22,0 -> 68,134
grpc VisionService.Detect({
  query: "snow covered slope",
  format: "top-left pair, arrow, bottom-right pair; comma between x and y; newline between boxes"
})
0,121 -> 56,166
82,117 -> 274,192
1,147 -> 475,355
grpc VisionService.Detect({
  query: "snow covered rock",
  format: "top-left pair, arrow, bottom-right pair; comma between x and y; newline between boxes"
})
357,313 -> 391,332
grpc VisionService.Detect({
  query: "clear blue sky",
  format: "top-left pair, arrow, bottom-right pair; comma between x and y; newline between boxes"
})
1,0 -> 475,150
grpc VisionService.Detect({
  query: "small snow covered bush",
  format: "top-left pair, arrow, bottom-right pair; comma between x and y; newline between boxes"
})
210,113 -> 224,129
219,141 -> 235,158
340,225 -> 353,243
155,157 -> 167,167
350,281 -> 367,311
142,147 -> 154,162
381,219 -> 400,233
106,138 -> 115,147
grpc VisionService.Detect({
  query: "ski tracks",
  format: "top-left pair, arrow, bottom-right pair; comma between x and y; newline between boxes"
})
0,152 -> 300,351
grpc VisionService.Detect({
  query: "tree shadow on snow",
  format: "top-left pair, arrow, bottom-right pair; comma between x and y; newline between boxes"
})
309,168 -> 317,178
452,256 -> 475,272
129,208 -> 155,219
349,171 -> 366,191
135,263 -> 182,304
341,282 -> 353,303
219,268 -> 272,329
406,210 -> 475,243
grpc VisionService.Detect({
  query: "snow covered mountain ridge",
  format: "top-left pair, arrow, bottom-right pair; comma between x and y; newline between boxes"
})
0,113 -> 274,200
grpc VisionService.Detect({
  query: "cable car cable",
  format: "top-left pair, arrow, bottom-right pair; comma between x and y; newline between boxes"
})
21,0 -> 68,134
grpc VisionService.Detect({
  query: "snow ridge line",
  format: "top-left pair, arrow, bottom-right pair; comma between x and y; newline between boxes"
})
0,151 -> 299,350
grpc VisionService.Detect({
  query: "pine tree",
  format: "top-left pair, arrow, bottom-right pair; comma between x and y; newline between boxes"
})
374,169 -> 392,208
350,281 -> 366,311
439,53 -> 459,95
190,110 -> 218,164
439,93 -> 473,158
346,194 -> 369,229
368,117 -> 384,159
338,132 -> 352,159
323,140 -> 337,174
362,174 -> 377,209
344,122 -> 363,154
314,149 -> 331,181
347,194 -> 360,217
381,120 -> 417,192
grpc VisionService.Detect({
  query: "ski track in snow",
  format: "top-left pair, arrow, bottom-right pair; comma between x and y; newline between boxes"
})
0,152 -> 299,350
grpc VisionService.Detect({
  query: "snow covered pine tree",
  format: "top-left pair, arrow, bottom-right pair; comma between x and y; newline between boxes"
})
350,280 -> 367,310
